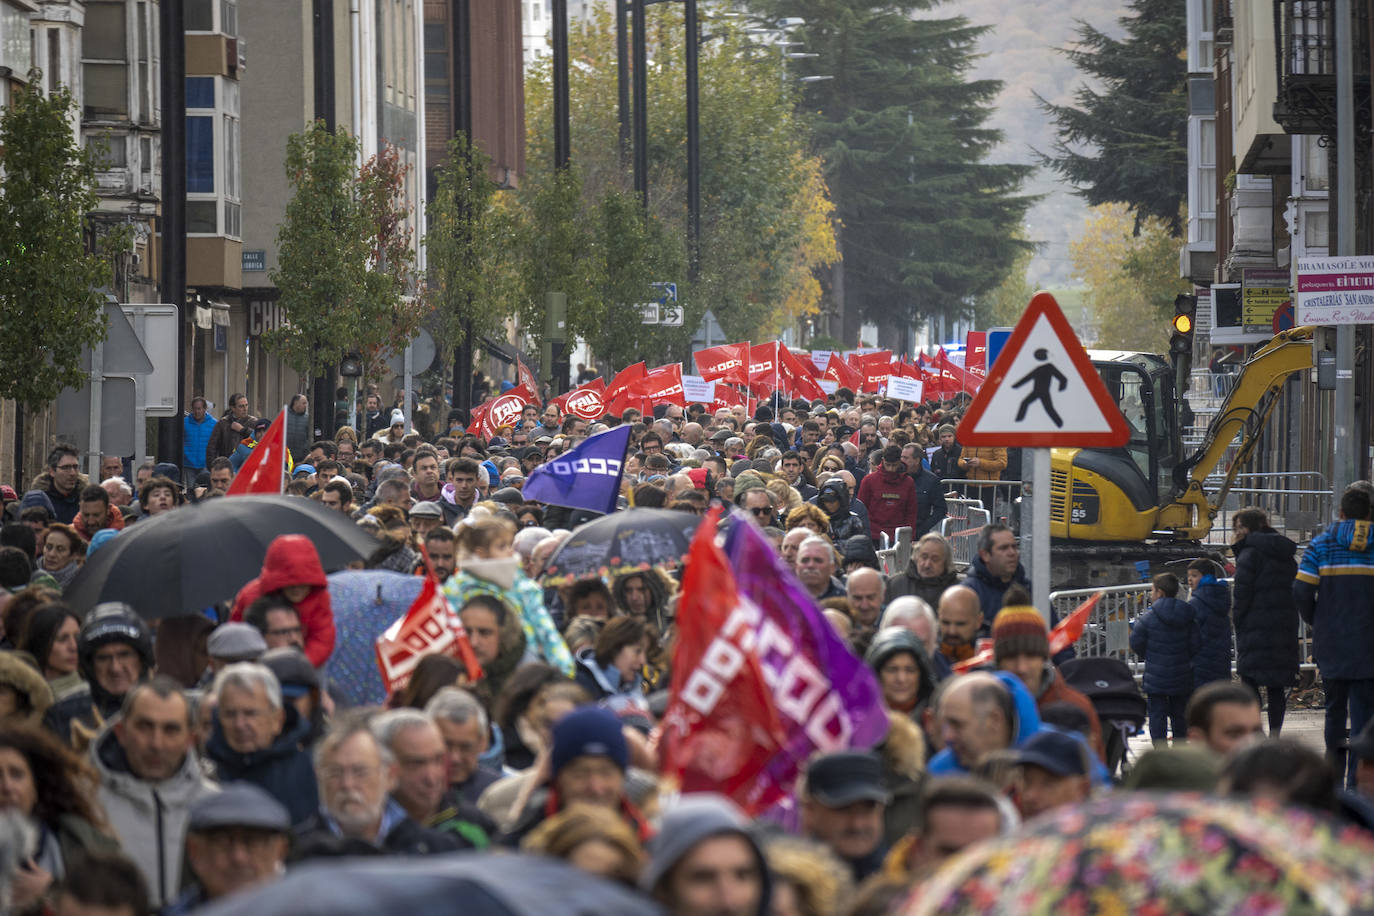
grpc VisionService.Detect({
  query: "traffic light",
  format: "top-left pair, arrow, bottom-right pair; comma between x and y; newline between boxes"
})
1171,294 -> 1197,355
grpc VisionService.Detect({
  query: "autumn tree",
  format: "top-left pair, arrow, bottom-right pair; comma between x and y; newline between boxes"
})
750,0 -> 1036,341
1071,203 -> 1190,350
1037,0 -> 1188,235
269,123 -> 423,384
0,77 -> 115,408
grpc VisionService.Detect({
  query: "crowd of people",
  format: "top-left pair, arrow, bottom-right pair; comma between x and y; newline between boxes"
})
0,380 -> 1369,914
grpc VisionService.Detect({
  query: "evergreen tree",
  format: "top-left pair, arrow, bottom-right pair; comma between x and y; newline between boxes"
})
1037,0 -> 1188,235
0,78 -> 115,409
751,0 -> 1036,338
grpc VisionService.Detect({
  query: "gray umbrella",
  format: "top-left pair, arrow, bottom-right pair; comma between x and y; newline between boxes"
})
194,852 -> 662,916
62,495 -> 379,619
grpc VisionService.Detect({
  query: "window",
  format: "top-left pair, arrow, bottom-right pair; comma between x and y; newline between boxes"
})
185,0 -> 213,31
136,0 -> 153,123
187,115 -> 214,193
1302,134 -> 1329,192
86,134 -> 127,168
1306,210 -> 1329,248
220,0 -> 237,37
83,1 -> 129,119
47,29 -> 59,93
223,112 -> 240,199
187,76 -> 215,108
187,200 -> 218,234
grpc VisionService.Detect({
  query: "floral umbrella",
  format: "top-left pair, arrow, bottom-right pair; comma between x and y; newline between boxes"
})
540,508 -> 706,586
905,792 -> 1374,916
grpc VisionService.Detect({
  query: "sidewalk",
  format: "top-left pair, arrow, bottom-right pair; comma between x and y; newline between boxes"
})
1128,705 -> 1326,758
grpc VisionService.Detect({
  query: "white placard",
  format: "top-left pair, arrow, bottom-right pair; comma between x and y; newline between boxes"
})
886,376 -> 925,402
818,379 -> 838,395
681,375 -> 716,403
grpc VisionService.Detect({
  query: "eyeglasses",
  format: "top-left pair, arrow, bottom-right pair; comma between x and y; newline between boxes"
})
55,463 -> 80,471
748,507 -> 773,517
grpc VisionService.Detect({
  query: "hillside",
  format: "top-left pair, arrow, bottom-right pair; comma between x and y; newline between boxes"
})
939,0 -> 1130,287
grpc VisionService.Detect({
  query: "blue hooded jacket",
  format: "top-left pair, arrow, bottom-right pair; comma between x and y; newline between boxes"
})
928,670 -> 1042,776
1130,596 -> 1201,696
1189,576 -> 1233,687
1295,518 -> 1374,679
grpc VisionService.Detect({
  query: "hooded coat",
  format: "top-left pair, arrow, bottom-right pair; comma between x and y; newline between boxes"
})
32,470 -> 84,525
1295,518 -> 1374,680
205,703 -> 318,825
875,712 -> 928,848
884,563 -> 958,609
864,628 -> 937,724
640,794 -> 771,915
0,652 -> 53,727
811,480 -> 867,543
856,466 -> 918,541
610,568 -> 676,634
230,535 -> 335,666
573,647 -> 648,716
1233,529 -> 1300,685
72,504 -> 125,541
1130,596 -> 1201,696
1189,576 -> 1234,687
91,724 -> 219,907
927,670 -> 1043,775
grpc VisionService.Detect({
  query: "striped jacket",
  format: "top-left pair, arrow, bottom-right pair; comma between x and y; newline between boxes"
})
1295,518 -> 1374,680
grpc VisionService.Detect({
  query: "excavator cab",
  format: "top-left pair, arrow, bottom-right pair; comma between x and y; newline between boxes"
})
1093,354 -> 1181,505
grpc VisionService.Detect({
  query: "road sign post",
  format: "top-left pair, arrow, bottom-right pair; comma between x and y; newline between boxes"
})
958,293 -> 1132,619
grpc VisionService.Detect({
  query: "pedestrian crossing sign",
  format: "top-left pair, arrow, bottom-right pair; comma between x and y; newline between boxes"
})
956,292 -> 1131,447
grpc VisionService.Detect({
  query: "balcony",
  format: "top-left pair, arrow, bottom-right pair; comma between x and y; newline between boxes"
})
1272,0 -> 1370,135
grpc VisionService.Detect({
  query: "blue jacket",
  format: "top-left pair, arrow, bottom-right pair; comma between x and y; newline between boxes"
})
206,706 -> 318,825
1233,529 -> 1301,685
909,466 -> 947,538
963,554 -> 1032,630
928,670 -> 1042,775
1295,518 -> 1374,680
183,413 -> 216,469
1130,596 -> 1200,696
1189,577 -> 1233,687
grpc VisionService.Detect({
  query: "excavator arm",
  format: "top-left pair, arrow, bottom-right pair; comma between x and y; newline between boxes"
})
1158,326 -> 1315,538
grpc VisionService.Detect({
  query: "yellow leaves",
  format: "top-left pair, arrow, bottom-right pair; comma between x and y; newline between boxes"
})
775,153 -> 840,324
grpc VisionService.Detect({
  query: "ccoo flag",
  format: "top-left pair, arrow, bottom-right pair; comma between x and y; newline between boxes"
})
521,425 -> 632,515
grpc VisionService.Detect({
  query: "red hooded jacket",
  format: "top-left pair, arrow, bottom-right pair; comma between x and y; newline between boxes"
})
230,534 -> 335,666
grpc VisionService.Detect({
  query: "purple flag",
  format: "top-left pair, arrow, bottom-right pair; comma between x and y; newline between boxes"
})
722,515 -> 890,796
521,425 -> 631,515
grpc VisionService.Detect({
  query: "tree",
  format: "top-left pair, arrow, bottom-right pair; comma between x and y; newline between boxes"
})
972,243 -> 1037,329
1071,202 -> 1190,350
750,0 -> 1036,340
1037,0 -> 1188,235
268,122 -> 423,383
424,133 -> 520,361
522,6 -> 837,353
0,77 -> 115,409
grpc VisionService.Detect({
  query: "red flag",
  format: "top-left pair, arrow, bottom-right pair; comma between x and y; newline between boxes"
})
549,377 -> 606,420
629,363 -> 686,407
824,352 -> 863,390
856,350 -> 893,394
471,385 -> 532,438
516,357 -> 542,405
747,342 -> 781,398
694,342 -> 750,386
604,362 -> 647,416
779,346 -> 826,401
226,409 -> 288,496
710,384 -> 745,413
965,331 -> 988,379
661,508 -> 785,814
375,572 -> 483,693
1048,592 -> 1103,656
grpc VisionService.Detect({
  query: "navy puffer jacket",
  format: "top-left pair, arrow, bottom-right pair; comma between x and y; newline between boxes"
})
1233,529 -> 1300,686
1189,576 -> 1233,687
1130,596 -> 1200,696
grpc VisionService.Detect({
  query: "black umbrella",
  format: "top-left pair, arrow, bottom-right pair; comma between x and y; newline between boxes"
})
542,507 -> 706,586
63,495 -> 379,619
195,852 -> 661,916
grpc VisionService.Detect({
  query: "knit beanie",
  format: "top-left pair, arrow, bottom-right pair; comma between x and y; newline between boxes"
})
991,605 -> 1050,663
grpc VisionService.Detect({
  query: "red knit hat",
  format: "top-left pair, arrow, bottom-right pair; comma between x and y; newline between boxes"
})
992,605 -> 1050,662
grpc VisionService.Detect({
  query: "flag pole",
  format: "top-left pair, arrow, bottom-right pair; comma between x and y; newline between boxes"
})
278,404 -> 287,494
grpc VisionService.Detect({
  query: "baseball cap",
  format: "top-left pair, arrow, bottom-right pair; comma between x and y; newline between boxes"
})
805,751 -> 891,807
1013,730 -> 1090,777
293,464 -> 316,478
188,782 -> 291,833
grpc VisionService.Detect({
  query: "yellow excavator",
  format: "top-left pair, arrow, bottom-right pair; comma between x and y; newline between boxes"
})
1046,325 -> 1316,585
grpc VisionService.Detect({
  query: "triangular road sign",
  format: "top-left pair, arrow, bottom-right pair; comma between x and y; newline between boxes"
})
957,292 -> 1131,447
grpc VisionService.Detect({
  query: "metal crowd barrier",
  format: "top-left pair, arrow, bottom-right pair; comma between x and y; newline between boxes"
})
875,526 -> 913,576
940,499 -> 991,571
1201,482 -> 1333,549
1049,577 -> 1316,675
940,479 -> 1021,530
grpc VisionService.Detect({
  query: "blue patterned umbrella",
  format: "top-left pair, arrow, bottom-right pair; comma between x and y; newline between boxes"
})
326,569 -> 424,708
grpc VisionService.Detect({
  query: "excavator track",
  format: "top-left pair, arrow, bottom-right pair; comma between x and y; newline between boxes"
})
1049,539 -> 1229,590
